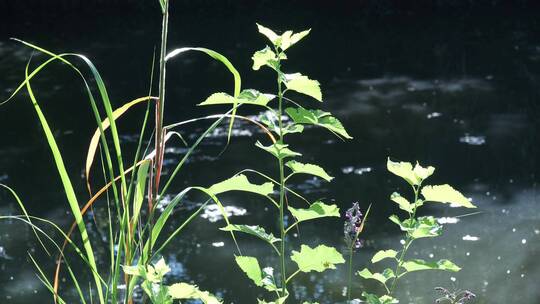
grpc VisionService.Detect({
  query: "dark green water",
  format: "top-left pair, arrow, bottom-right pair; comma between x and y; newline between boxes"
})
0,2 -> 539,303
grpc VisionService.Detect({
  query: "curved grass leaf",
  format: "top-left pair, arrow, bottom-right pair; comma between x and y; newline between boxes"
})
401,259 -> 461,273
285,160 -> 333,182
285,107 -> 352,139
288,201 -> 340,223
207,174 -> 274,196
371,250 -> 398,263
235,256 -> 263,287
421,184 -> 476,208
165,47 -> 241,142
283,73 -> 322,101
290,244 -> 345,273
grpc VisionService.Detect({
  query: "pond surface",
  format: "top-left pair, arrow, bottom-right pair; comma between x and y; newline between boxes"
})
0,2 -> 539,304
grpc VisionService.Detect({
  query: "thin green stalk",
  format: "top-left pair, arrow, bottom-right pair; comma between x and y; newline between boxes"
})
347,246 -> 354,302
276,59 -> 287,297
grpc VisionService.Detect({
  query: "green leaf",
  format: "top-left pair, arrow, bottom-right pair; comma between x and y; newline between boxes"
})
207,174 -> 274,197
220,224 -> 280,244
252,46 -> 286,71
283,73 -> 322,101
199,90 -> 275,106
168,282 -> 222,304
288,201 -> 340,223
390,192 -> 413,213
256,24 -> 280,45
362,292 -> 399,304
132,160 -> 150,227
261,267 -> 278,292
285,107 -> 352,139
280,29 -> 311,50
358,268 -> 395,284
286,160 -> 333,182
388,215 -> 413,231
409,216 -> 442,239
257,296 -> 288,304
255,140 -> 301,160
387,158 -> 435,186
421,184 -> 476,208
260,112 -> 303,136
290,244 -> 345,273
371,249 -> 398,263
235,256 -> 263,286
401,259 -> 461,273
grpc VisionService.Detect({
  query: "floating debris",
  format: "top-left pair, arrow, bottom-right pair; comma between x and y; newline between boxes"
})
427,112 -> 442,119
211,241 -> 225,247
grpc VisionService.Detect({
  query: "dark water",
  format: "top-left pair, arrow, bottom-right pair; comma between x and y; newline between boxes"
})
1,2 -> 539,303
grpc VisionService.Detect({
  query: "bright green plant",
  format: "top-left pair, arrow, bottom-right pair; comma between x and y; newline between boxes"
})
199,24 -> 352,303
358,158 -> 477,304
0,0 -> 257,303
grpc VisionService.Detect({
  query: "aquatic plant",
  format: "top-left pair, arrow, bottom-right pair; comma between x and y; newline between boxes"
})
199,24 -> 352,303
358,159 -> 477,304
0,0 -> 256,303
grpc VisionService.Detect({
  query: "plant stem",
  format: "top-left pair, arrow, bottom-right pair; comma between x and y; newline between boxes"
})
277,68 -> 287,298
347,245 -> 354,302
389,186 -> 419,296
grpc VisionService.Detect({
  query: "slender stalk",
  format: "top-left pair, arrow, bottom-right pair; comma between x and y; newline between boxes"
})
277,71 -> 287,297
347,246 -> 354,302
389,186 -> 419,296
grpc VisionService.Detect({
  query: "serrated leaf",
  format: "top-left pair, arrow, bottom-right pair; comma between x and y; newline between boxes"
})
280,29 -> 311,50
288,201 -> 340,223
286,160 -> 333,182
220,224 -> 280,244
257,296 -> 288,304
362,292 -> 399,304
409,216 -> 442,239
388,215 -> 413,231
252,46 -> 286,71
401,259 -> 461,273
168,283 -> 222,304
371,249 -> 398,263
421,184 -> 476,208
386,159 -> 418,186
390,192 -> 413,213
255,140 -> 301,160
235,256 -> 263,286
413,162 -> 435,180
256,24 -> 280,45
199,90 -> 275,106
291,244 -> 345,273
358,268 -> 395,284
207,174 -> 274,196
285,107 -> 352,139
283,73 -> 322,101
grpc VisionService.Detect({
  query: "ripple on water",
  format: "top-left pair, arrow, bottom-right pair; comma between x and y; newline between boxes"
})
459,134 -> 486,146
200,204 -> 247,223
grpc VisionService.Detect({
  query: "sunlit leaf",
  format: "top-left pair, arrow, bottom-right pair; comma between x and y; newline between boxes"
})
386,159 -> 418,186
362,293 -> 400,304
220,224 -> 280,244
390,192 -> 413,213
168,282 -> 222,304
207,174 -> 274,197
401,259 -> 461,273
371,249 -> 398,263
285,107 -> 352,139
261,267 -> 278,292
259,112 -> 303,136
290,244 -> 345,273
421,184 -> 476,208
413,162 -> 435,180
283,73 -> 322,101
409,216 -> 442,239
256,24 -> 280,45
358,268 -> 395,284
255,140 -> 301,160
252,47 -> 286,71
288,201 -> 340,223
235,256 -> 263,286
280,29 -> 311,50
199,90 -> 275,106
286,160 -> 333,182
